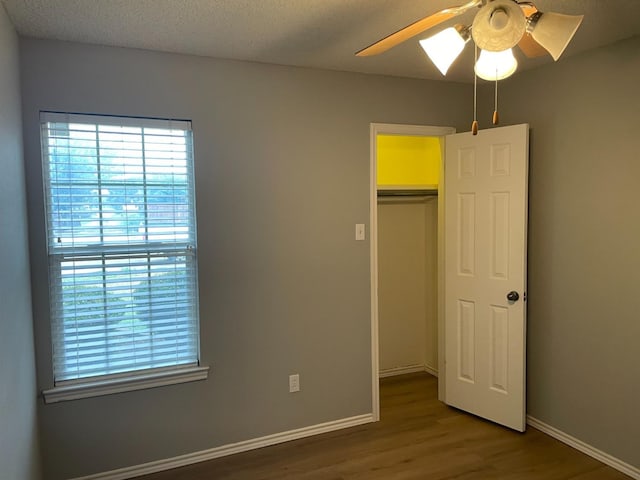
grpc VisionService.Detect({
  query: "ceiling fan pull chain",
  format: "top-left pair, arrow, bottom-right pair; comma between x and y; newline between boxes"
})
472,44 -> 479,135
493,74 -> 500,125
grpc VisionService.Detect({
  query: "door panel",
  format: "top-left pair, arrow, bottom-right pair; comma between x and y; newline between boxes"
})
444,124 -> 528,431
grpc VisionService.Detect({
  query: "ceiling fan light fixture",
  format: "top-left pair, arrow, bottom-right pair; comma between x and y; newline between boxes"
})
419,25 -> 470,75
527,11 -> 584,61
474,48 -> 518,81
472,0 -> 526,52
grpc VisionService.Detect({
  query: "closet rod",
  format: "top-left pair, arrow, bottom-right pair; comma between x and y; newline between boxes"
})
377,189 -> 438,197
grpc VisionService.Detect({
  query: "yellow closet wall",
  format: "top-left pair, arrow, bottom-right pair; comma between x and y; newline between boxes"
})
376,135 -> 441,188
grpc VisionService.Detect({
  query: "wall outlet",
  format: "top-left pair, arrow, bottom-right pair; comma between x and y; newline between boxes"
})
289,374 -> 300,393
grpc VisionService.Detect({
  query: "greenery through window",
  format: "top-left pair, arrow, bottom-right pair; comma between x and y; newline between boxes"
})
41,112 -> 200,383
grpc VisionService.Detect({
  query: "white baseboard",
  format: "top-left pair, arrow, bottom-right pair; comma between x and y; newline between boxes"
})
72,414 -> 375,480
423,363 -> 438,377
379,364 -> 438,378
527,415 -> 640,479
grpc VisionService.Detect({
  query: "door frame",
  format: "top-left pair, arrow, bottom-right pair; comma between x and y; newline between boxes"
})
369,123 -> 455,420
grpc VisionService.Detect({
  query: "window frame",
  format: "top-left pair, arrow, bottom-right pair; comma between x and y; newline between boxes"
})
39,112 -> 208,403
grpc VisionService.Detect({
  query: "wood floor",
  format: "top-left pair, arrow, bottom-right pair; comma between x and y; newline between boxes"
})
141,373 -> 630,480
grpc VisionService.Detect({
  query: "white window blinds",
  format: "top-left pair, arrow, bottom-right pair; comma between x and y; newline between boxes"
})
41,112 -> 200,383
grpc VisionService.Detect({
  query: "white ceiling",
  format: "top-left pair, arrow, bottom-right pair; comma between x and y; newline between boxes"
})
3,0 -> 640,83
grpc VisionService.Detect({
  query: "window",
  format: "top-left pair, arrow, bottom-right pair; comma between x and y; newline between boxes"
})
40,112 -> 207,402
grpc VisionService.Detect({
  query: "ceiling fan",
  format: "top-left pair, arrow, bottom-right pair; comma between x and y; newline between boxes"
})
356,0 -> 583,133
356,0 -> 583,66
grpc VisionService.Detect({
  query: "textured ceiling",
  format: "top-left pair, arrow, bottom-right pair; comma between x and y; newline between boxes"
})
3,0 -> 640,83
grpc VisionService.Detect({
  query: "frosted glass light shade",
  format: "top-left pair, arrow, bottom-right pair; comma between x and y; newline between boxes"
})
420,27 -> 468,75
472,0 -> 526,52
528,12 -> 584,61
474,48 -> 518,80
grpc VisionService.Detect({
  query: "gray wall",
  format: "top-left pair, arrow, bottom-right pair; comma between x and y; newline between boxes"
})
500,36 -> 640,469
19,38 -> 471,479
0,7 -> 41,480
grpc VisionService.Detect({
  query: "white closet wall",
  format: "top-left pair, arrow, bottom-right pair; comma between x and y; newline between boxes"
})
378,196 -> 438,376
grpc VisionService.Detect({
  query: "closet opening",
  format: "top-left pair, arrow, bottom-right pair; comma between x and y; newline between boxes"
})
369,124 -> 455,420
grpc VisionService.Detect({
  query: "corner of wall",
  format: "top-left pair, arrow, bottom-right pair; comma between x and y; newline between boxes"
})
0,6 -> 42,480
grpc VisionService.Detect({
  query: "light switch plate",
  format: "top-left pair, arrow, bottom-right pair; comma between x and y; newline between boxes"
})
355,224 -> 365,241
289,374 -> 300,393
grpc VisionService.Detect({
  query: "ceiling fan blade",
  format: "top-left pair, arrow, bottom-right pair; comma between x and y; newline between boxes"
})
356,0 -> 482,57
518,33 -> 549,58
519,4 -> 538,18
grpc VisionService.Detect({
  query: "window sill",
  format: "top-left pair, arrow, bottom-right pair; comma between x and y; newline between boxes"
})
42,365 -> 210,404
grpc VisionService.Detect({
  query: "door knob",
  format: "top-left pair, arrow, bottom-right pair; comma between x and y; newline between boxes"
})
507,291 -> 520,302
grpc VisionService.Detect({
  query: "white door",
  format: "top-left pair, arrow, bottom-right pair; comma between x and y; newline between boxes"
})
443,124 -> 529,431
